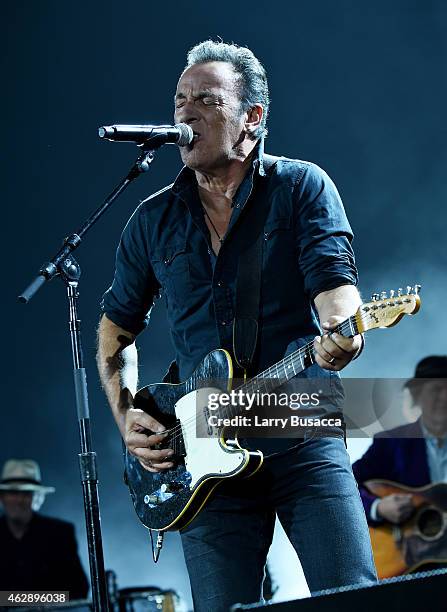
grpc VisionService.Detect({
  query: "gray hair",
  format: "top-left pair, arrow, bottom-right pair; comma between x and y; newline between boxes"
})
185,40 -> 270,140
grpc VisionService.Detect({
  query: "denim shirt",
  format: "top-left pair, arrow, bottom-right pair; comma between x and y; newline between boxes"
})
101,140 -> 358,386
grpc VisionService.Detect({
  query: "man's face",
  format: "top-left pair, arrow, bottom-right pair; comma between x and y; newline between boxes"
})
0,490 -> 34,523
174,61 -> 247,172
418,380 -> 447,434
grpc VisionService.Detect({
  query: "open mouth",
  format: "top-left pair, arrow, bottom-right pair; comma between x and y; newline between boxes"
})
185,132 -> 201,150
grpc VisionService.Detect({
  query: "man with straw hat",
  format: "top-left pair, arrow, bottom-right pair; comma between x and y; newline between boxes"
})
0,459 -> 89,599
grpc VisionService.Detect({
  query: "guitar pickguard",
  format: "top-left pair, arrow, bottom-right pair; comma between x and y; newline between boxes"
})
175,388 -> 249,489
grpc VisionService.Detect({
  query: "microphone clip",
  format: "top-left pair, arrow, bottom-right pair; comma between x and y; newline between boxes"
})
135,147 -> 155,173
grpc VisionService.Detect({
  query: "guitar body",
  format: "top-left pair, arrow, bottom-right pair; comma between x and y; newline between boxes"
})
121,290 -> 421,532
124,349 -> 263,531
369,525 -> 407,578
366,480 -> 447,578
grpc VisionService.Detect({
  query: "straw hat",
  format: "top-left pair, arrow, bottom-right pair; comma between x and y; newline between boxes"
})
0,459 -> 55,493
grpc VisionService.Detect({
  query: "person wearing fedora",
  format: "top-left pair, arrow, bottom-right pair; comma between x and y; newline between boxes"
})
0,459 -> 89,599
353,356 -> 447,526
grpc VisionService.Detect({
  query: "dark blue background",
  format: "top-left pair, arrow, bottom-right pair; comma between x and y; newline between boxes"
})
2,1 -> 446,607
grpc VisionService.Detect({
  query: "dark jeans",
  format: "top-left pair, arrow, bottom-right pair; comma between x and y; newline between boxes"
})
180,436 -> 377,612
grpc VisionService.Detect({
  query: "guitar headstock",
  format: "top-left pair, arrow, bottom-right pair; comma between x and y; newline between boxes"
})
355,285 -> 421,333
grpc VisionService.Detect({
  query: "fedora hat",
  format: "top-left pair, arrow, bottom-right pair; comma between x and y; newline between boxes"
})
405,356 -> 447,392
0,459 -> 55,493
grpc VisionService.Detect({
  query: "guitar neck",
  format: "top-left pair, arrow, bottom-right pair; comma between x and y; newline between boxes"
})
215,287 -> 421,418
236,314 -> 359,396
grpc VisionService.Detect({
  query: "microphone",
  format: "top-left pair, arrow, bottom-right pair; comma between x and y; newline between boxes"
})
98,123 -> 193,147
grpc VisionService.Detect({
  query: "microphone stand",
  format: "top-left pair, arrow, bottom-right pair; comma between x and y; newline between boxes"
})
19,141 -> 159,612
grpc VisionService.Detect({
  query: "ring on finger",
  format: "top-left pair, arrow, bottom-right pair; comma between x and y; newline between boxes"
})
328,356 -> 336,364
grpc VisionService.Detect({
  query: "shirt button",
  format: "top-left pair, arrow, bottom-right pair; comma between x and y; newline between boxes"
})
217,281 -> 223,287
220,320 -> 227,326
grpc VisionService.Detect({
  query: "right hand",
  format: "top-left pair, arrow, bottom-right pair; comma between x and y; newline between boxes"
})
124,407 -> 175,473
377,494 -> 415,524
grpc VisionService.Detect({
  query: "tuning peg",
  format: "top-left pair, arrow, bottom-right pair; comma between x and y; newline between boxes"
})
406,286 -> 412,295
380,291 -> 387,300
397,288 -> 402,297
389,290 -> 395,298
414,284 -> 421,294
371,293 -> 379,301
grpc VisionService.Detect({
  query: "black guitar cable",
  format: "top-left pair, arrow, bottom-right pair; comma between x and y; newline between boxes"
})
149,529 -> 164,563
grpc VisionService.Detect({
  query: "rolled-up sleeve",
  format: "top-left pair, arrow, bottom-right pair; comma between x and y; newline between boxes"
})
101,204 -> 160,335
294,163 -> 358,300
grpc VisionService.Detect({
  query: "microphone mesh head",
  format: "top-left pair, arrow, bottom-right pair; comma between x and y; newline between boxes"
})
175,123 -> 194,146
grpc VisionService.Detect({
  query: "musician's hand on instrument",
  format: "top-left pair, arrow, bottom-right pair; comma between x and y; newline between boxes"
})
377,494 -> 415,524
314,315 -> 363,371
124,407 -> 174,473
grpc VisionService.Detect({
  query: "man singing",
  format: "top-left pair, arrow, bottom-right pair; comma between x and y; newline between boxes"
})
97,40 -> 377,611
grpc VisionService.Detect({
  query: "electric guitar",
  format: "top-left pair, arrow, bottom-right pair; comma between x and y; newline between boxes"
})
124,286 -> 421,531
367,480 -> 447,579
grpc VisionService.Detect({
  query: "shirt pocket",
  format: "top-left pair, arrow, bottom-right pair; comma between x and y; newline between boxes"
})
150,241 -> 191,306
262,216 -> 296,292
263,216 -> 292,242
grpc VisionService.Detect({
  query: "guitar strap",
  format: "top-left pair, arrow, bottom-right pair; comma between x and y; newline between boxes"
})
161,154 -> 280,383
232,154 -> 279,374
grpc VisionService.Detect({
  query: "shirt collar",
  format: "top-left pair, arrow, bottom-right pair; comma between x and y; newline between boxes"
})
420,419 -> 435,440
420,419 -> 447,446
255,137 -> 266,176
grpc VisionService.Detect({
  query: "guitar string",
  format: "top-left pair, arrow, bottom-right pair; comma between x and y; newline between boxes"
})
155,313 -> 372,451
149,308 -> 378,451
153,309 -> 374,451
149,302 -> 414,451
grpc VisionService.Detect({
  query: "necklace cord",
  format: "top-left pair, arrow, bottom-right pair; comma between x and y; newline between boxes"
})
202,206 -> 225,243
